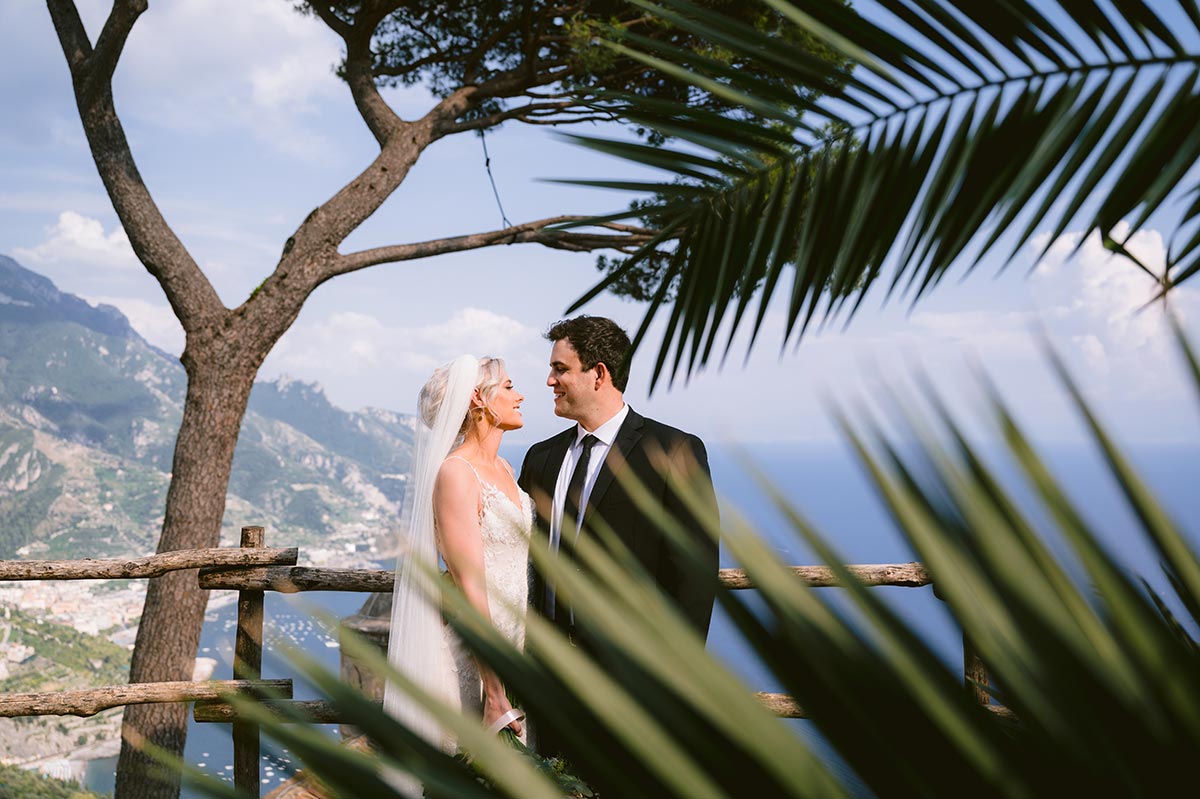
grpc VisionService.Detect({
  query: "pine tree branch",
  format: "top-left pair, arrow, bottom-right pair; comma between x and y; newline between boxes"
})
79,0 -> 145,108
332,217 -> 658,275
45,0 -> 223,331
332,3 -> 408,145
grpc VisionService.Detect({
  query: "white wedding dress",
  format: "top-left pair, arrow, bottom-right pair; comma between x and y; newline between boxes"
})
384,356 -> 533,786
436,456 -> 533,745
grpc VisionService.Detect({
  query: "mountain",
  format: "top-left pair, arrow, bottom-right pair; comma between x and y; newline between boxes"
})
0,254 -> 413,560
247,376 -> 414,497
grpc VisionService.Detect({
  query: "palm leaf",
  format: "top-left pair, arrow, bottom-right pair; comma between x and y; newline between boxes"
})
564,0 -> 1200,387
182,326 -> 1200,798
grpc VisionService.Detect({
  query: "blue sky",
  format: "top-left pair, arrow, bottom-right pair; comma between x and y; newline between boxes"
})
2,0 -> 1198,451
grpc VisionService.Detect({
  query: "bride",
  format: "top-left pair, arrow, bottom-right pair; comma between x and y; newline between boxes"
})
383,355 -> 532,758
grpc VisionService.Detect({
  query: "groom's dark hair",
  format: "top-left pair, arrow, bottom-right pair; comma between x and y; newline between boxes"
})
546,315 -> 632,392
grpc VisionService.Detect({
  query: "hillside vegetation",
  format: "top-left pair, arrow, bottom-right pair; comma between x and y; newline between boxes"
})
0,255 -> 415,560
0,761 -> 103,798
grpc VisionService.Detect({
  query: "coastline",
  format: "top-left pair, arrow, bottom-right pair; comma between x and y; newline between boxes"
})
0,539 -> 381,786
0,589 -> 238,784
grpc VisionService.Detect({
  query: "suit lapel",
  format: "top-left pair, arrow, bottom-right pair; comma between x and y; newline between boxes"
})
584,408 -> 644,523
541,428 -> 574,489
534,427 -> 575,522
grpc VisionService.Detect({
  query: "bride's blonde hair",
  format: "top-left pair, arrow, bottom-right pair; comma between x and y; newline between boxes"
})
418,356 -> 507,439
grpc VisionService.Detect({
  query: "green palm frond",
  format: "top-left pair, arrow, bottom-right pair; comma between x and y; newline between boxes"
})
184,325 -> 1200,798
561,0 -> 1200,388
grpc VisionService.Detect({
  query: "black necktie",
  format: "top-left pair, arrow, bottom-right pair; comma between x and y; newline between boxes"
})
554,434 -> 598,629
562,434 -> 599,541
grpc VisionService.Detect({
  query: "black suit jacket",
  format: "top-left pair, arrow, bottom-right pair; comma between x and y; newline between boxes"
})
518,408 -> 720,640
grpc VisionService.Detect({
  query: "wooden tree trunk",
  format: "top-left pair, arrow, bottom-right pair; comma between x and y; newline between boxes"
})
115,352 -> 256,799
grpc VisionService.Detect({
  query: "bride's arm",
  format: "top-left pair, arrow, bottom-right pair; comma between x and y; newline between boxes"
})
433,460 -> 523,735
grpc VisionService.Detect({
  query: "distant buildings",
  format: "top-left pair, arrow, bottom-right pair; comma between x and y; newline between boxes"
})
29,757 -> 86,783
0,580 -> 146,643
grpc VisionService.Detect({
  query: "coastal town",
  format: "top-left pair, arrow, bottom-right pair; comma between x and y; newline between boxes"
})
0,578 -> 148,786
0,526 -> 386,786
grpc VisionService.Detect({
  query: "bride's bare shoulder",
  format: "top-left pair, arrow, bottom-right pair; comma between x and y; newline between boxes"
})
435,454 -> 480,492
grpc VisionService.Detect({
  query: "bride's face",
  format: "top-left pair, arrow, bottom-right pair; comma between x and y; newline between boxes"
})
487,371 -> 525,431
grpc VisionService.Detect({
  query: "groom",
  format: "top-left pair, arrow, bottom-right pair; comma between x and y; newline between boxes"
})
518,315 -> 720,648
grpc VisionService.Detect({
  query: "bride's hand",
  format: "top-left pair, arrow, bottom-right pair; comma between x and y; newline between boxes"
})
484,692 -> 523,736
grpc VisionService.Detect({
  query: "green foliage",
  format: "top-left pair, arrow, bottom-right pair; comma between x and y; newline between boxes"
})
92,465 -> 169,531
0,425 -> 63,558
564,14 -> 626,72
41,526 -> 132,560
416,732 -> 593,799
0,257 -> 417,559
281,488 -> 331,534
0,761 -> 103,799
4,608 -> 130,686
303,0 -> 849,140
480,730 -> 593,798
226,432 -> 314,516
0,322 -> 161,452
565,0 -> 1200,388
246,380 -> 414,479
92,579 -> 135,593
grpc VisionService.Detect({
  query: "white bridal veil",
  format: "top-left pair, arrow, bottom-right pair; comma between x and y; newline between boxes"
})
383,354 -> 479,761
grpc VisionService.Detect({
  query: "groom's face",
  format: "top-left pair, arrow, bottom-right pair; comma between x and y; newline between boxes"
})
547,338 -> 594,420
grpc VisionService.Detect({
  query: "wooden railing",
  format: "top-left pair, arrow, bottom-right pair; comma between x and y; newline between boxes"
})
0,527 -> 987,797
0,528 -> 297,792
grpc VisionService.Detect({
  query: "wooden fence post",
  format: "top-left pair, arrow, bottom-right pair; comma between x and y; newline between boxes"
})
233,526 -> 265,796
932,580 -> 991,706
963,633 -> 991,706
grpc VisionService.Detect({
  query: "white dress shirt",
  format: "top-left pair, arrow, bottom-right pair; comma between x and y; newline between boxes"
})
545,403 -> 630,619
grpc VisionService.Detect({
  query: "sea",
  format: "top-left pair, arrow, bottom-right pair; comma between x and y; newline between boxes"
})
82,441 -> 1200,796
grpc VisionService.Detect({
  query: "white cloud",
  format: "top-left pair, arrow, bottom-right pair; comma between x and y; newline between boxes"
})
6,212 -> 185,354
13,211 -> 139,272
88,296 -> 186,355
272,311 -> 393,373
74,0 -> 346,157
7,207 -> 290,313
262,308 -> 542,412
250,54 -> 332,113
1033,222 -> 1168,314
907,308 -> 1043,357
417,309 -> 535,362
1028,222 -> 1195,385
652,227 -> 1200,445
1072,333 -> 1109,377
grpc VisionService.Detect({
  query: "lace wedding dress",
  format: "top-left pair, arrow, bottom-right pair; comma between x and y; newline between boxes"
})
437,456 -> 533,744
384,356 -> 533,783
